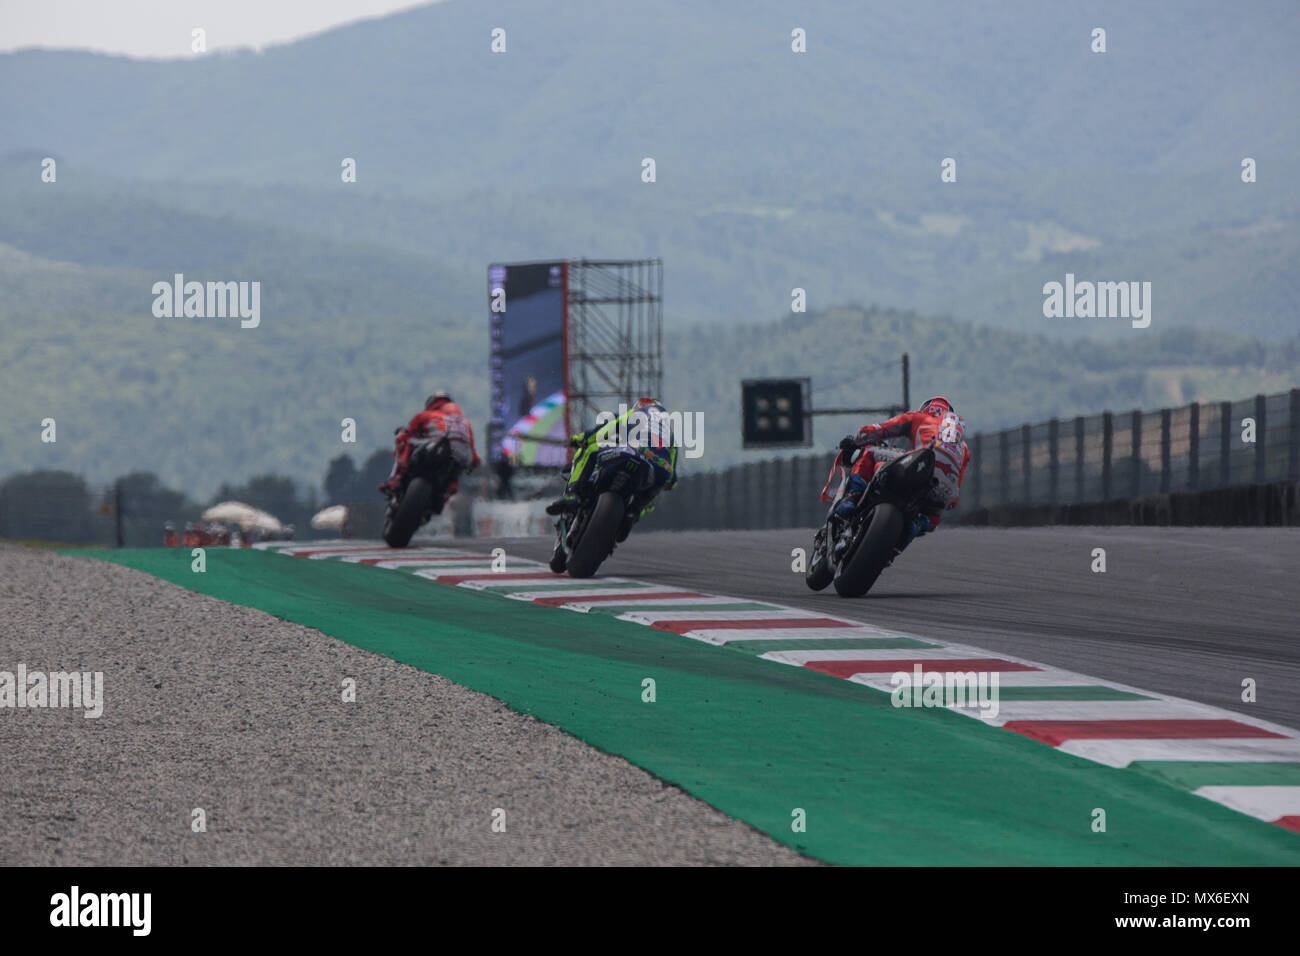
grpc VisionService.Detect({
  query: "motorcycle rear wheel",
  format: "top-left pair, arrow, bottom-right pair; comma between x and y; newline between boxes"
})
383,476 -> 434,548
832,503 -> 903,597
566,491 -> 622,578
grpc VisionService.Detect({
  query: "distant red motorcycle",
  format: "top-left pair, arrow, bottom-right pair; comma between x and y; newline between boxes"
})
380,394 -> 479,548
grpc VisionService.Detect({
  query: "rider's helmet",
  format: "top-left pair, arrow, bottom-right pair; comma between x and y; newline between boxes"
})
921,396 -> 967,446
919,396 -> 953,418
632,397 -> 671,449
425,390 -> 452,410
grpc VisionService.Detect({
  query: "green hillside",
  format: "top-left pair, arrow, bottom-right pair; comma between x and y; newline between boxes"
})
666,307 -> 1300,470
3,227 -> 1294,497
0,0 -> 1297,332
2,0 -> 1298,496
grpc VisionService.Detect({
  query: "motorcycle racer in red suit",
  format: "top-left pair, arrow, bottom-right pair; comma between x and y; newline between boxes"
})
834,396 -> 970,552
379,391 -> 481,513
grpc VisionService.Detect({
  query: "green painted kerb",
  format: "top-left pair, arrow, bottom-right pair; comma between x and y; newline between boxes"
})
66,547 -> 1300,866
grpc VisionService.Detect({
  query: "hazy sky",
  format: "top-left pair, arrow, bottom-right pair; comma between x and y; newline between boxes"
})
0,0 -> 440,58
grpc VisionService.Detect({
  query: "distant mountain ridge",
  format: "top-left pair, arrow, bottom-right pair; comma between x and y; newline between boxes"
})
1,1 -> 1298,495
1,0 -> 1297,334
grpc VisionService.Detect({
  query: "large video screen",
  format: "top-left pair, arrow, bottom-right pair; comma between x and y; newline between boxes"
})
488,261 -> 568,467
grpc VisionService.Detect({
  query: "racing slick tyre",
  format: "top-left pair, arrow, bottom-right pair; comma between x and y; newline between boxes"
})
566,491 -> 622,579
383,476 -> 433,548
832,502 -> 904,598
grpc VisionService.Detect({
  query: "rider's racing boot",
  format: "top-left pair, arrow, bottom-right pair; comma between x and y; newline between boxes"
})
834,474 -> 868,519
886,513 -> 933,565
545,493 -> 580,516
615,515 -> 636,543
616,502 -> 641,543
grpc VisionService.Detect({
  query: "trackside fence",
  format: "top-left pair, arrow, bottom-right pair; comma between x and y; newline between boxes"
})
4,392 -> 1296,542
647,389 -> 1300,530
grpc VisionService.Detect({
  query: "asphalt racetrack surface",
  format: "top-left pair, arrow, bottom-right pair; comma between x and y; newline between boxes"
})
0,544 -> 811,866
460,526 -> 1300,730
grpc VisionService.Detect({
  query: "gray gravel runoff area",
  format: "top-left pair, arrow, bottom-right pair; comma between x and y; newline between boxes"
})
0,544 -> 812,866
463,525 -> 1300,729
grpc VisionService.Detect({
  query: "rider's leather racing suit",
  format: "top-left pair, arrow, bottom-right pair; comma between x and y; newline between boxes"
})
842,407 -> 970,535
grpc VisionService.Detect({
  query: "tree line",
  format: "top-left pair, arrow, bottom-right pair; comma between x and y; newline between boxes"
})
0,448 -> 397,547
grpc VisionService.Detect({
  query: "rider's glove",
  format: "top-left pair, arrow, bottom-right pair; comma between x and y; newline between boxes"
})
568,434 -> 585,448
859,425 -> 887,446
838,435 -> 859,457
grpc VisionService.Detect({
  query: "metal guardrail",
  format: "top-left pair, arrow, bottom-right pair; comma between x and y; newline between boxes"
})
4,391 -> 1296,542
649,389 -> 1300,531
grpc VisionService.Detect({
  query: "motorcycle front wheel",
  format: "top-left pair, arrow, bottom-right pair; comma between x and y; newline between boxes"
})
805,527 -> 834,591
